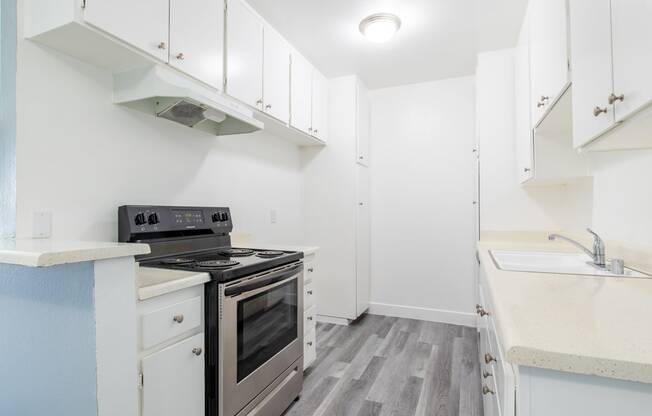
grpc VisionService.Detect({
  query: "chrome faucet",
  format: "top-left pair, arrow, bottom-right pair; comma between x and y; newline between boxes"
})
548,228 -> 606,267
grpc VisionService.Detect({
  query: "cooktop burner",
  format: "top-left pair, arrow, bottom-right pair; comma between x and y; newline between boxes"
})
196,260 -> 240,269
160,258 -> 196,265
217,248 -> 255,257
256,251 -> 284,258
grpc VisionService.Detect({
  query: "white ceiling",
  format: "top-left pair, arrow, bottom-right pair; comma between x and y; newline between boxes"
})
247,0 -> 528,89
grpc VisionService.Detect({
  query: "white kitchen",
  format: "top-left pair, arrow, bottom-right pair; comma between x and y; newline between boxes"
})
1,0 -> 651,415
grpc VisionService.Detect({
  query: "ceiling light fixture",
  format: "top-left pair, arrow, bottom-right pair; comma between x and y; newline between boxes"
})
359,13 -> 402,43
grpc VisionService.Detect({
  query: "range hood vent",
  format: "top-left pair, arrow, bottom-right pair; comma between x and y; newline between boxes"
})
113,66 -> 263,136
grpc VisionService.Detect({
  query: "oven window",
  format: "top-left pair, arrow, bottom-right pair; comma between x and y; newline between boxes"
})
237,279 -> 298,383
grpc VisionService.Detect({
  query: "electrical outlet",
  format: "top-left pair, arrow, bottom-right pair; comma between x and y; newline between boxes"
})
270,209 -> 277,224
33,211 -> 52,239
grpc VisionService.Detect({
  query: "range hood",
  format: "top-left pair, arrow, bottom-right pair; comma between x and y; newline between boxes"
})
113,66 -> 263,136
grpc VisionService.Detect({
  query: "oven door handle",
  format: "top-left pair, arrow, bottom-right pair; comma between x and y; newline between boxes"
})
224,263 -> 303,297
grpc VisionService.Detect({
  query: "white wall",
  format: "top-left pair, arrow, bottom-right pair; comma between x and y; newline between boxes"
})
476,50 -> 593,233
368,76 -> 477,326
14,11 -> 303,244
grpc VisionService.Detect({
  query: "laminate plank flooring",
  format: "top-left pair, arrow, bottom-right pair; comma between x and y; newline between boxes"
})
284,314 -> 483,416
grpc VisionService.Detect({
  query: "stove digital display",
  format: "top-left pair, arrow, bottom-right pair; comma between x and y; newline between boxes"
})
172,209 -> 204,225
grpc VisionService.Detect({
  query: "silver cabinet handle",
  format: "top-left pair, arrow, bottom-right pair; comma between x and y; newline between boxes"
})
176,53 -> 185,60
307,316 -> 313,321
158,42 -> 166,50
265,104 -> 272,109
173,314 -> 184,323
536,95 -> 550,108
482,385 -> 495,395
307,341 -> 313,346
256,98 -> 263,106
359,156 -> 364,160
593,106 -> 608,117
314,129 -> 319,134
307,267 -> 314,273
192,347 -> 202,356
608,93 -> 624,105
308,127 -> 313,132
483,371 -> 493,379
476,305 -> 490,317
485,353 -> 496,364
307,290 -> 313,295
359,202 -> 364,206
524,167 -> 531,173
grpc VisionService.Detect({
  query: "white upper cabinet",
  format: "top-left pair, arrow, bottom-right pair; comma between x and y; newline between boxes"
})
84,0 -> 169,62
311,69 -> 329,142
515,12 -> 534,183
290,52 -> 313,135
356,81 -> 370,165
263,26 -> 291,123
169,0 -> 224,89
611,0 -> 652,122
225,0 -> 264,109
529,0 -> 570,127
569,0 -> 614,148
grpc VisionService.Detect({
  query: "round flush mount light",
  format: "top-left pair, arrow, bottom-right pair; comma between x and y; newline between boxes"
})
359,13 -> 402,43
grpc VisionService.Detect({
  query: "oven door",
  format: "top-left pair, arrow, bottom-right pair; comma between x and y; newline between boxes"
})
218,262 -> 303,416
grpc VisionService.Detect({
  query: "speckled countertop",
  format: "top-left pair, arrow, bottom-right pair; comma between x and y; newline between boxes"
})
478,236 -> 652,384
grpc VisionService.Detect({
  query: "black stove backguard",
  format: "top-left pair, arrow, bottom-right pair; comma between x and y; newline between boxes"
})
118,205 -> 233,261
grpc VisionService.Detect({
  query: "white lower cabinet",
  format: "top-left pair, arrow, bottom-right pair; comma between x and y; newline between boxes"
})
142,333 -> 205,416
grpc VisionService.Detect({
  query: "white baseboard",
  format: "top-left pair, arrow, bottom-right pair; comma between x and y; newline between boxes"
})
368,302 -> 476,327
316,314 -> 351,326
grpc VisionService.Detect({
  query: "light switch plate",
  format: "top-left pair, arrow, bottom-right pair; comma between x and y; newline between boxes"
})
33,211 -> 52,238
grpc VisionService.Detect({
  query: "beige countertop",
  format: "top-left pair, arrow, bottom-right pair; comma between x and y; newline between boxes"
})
0,238 -> 150,267
478,236 -> 652,384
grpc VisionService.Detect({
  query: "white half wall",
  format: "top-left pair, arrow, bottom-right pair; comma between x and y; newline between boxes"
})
369,76 -> 477,327
14,5 -> 304,244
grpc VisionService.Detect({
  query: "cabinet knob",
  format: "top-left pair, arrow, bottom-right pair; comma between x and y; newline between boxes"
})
307,316 -> 313,321
482,385 -> 495,395
176,53 -> 185,60
307,267 -> 314,273
308,127 -> 313,132
540,95 -> 549,102
593,106 -> 608,117
265,104 -> 272,110
359,156 -> 364,159
359,202 -> 364,206
307,341 -> 313,346
483,371 -> 493,379
192,347 -> 203,356
173,314 -> 184,324
307,290 -> 313,295
608,93 -> 625,105
484,353 -> 496,364
524,167 -> 531,173
157,42 -> 166,50
256,98 -> 263,106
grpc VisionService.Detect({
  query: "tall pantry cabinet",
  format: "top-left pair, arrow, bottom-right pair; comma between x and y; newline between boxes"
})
303,75 -> 371,323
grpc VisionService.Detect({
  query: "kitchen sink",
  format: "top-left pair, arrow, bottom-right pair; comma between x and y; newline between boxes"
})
489,250 -> 650,278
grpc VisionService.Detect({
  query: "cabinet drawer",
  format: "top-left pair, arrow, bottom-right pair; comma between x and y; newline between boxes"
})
304,305 -> 317,335
142,332 -> 205,416
142,296 -> 201,349
304,261 -> 316,283
303,329 -> 316,369
304,280 -> 316,310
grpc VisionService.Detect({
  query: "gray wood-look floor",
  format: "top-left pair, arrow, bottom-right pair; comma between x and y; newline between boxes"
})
284,314 -> 482,416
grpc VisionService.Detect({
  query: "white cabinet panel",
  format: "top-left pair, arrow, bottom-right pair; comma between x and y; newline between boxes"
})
263,26 -> 291,122
170,0 -> 224,89
569,0 -> 614,147
311,69 -> 329,141
356,165 -> 370,316
611,0 -> 652,122
290,52 -> 312,134
142,333 -> 205,416
141,296 -> 202,350
529,0 -> 569,126
515,14 -> 534,183
356,81 -> 370,166
225,0 -> 263,108
84,0 -> 169,62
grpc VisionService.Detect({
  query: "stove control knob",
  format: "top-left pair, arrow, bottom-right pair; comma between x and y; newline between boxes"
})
220,212 -> 229,222
148,212 -> 160,225
211,213 -> 220,223
134,213 -> 146,226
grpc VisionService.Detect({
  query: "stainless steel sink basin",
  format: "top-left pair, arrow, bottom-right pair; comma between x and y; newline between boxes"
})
489,250 -> 650,278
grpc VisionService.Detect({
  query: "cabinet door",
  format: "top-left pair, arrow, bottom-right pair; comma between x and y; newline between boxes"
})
311,69 -> 329,141
529,0 -> 570,126
569,0 -> 614,148
170,0 -> 224,89
263,26 -> 291,122
142,333 -> 205,416
356,165 -> 370,317
356,80 -> 370,166
290,52 -> 312,134
611,0 -> 652,122
84,0 -> 169,62
515,12 -> 534,183
225,0 -> 263,108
